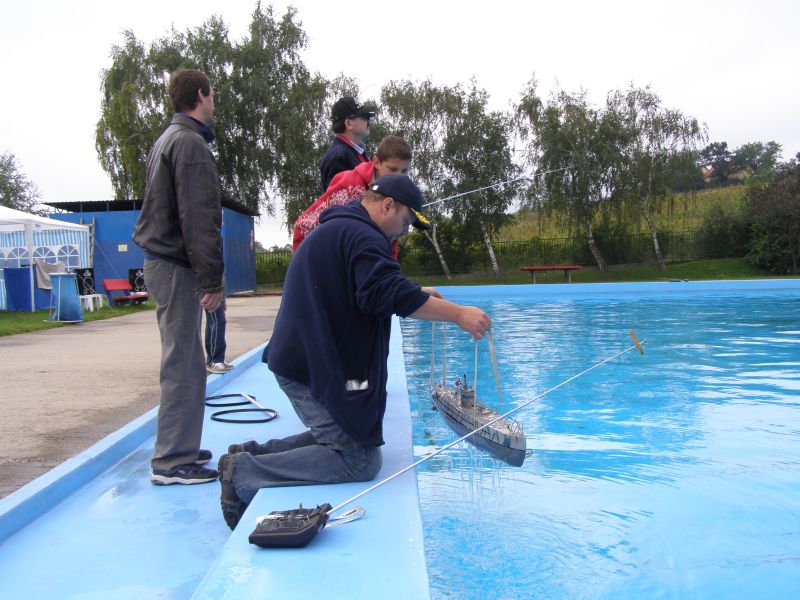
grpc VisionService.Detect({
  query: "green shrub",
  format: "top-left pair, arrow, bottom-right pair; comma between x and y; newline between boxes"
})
697,200 -> 750,258
745,221 -> 793,274
744,167 -> 800,274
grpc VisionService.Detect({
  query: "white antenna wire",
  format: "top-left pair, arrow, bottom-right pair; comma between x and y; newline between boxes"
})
328,336 -> 646,515
429,322 -> 435,389
473,338 -> 479,397
487,329 -> 502,407
422,167 -> 569,209
442,322 -> 447,385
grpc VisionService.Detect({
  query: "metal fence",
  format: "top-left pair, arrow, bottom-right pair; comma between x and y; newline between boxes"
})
255,251 -> 292,285
256,230 -> 744,284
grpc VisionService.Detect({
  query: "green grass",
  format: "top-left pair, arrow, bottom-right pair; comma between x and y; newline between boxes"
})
0,301 -> 155,337
410,258 -> 780,287
500,186 -> 746,241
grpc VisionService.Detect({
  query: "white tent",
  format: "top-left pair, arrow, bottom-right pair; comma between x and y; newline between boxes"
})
0,205 -> 90,312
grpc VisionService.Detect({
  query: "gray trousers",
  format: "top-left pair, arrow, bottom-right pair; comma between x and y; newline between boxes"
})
144,259 -> 206,470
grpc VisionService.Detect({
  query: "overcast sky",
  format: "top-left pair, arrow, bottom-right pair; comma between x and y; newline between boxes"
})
1,0 -> 798,247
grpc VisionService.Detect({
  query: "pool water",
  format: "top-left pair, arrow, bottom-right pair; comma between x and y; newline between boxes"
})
400,285 -> 800,599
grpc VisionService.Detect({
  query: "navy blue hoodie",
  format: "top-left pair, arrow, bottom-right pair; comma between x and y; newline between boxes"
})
263,201 -> 429,445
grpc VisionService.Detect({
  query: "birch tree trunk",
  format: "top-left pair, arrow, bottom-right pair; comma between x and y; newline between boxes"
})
585,220 -> 607,272
643,164 -> 666,272
481,222 -> 501,277
424,223 -> 452,279
643,209 -> 666,272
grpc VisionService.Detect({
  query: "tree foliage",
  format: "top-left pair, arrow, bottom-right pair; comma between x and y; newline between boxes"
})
96,3 -> 327,221
443,83 -> 517,275
516,80 -> 624,270
606,85 -> 706,270
699,140 -> 784,185
380,80 -> 462,205
93,6 -> 799,268
745,164 -> 800,274
0,151 -> 42,214
444,82 -> 517,240
380,79 -> 465,277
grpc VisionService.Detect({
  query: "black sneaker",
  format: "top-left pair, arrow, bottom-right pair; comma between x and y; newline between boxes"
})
195,449 -> 213,465
227,440 -> 261,455
218,454 -> 246,529
151,463 -> 218,486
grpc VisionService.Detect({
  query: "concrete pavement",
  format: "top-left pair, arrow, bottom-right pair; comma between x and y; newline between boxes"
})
0,295 -> 281,498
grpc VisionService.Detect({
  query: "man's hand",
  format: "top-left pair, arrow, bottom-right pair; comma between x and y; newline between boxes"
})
421,286 -> 443,299
455,306 -> 492,339
200,290 -> 223,311
409,296 -> 491,338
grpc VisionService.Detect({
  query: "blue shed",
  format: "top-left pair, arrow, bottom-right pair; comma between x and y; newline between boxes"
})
47,199 -> 258,296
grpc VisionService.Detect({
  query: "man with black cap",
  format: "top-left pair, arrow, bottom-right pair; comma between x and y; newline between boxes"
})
217,175 -> 491,529
319,96 -> 375,190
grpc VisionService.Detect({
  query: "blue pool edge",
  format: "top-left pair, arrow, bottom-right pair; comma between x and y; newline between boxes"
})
0,342 -> 267,543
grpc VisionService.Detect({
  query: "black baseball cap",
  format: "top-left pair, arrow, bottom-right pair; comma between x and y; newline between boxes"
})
368,175 -> 431,230
331,96 -> 375,123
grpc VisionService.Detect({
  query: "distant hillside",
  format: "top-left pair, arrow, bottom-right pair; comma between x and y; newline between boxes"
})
499,186 -> 746,241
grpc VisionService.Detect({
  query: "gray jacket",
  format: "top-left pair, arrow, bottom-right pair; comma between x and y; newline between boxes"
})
133,114 -> 224,293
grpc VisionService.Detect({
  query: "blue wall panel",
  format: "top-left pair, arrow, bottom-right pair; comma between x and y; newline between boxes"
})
221,208 -> 256,294
50,212 -> 144,292
50,208 -> 256,296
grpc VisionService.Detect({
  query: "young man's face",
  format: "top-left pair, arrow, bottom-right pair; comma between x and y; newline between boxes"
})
197,86 -> 215,124
373,157 -> 411,178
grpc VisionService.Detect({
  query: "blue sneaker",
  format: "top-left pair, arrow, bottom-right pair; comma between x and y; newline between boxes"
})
151,463 -> 218,485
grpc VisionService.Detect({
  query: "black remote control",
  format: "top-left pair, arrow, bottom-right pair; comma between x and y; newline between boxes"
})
248,503 -> 333,548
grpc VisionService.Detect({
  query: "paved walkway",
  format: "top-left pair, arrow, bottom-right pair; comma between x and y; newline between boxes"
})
0,295 -> 281,498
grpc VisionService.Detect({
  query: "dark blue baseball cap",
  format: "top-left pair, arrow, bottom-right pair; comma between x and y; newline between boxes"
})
368,175 -> 431,230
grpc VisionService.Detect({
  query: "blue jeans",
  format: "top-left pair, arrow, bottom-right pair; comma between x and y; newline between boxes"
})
231,375 -> 382,504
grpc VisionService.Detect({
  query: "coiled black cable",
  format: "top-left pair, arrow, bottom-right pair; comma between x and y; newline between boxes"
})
204,393 -> 279,424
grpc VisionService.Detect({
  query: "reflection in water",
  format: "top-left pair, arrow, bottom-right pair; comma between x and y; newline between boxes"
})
401,292 -> 800,600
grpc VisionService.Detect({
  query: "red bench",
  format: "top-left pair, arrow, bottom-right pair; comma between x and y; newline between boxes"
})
520,265 -> 582,284
102,279 -> 150,305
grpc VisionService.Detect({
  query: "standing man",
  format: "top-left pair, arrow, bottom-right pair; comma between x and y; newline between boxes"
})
295,135 -> 412,258
133,69 -> 224,486
319,96 -> 374,190
218,175 -> 491,528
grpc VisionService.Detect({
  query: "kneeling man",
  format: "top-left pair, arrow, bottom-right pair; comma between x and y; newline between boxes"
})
218,175 -> 491,528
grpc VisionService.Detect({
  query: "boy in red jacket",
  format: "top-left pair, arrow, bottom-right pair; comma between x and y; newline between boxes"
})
293,136 -> 412,259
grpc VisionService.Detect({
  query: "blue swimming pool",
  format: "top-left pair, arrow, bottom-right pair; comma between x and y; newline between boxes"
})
400,282 -> 800,599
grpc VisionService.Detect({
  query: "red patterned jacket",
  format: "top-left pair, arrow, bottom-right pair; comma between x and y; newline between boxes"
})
293,161 -> 399,259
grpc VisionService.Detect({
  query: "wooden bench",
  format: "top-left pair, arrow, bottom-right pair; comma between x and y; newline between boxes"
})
520,265 -> 582,284
102,279 -> 150,305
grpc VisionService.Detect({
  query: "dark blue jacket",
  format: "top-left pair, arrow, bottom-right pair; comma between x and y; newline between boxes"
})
263,201 -> 428,445
319,136 -> 368,191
